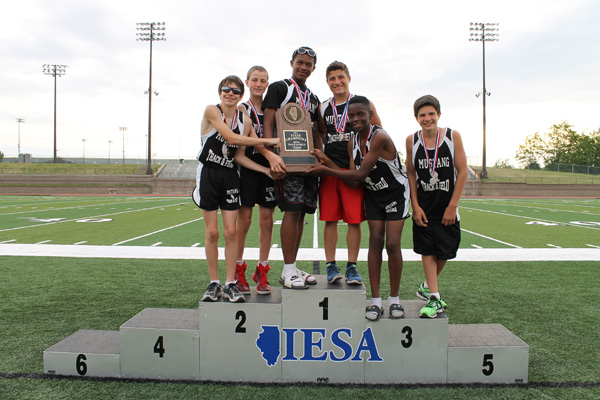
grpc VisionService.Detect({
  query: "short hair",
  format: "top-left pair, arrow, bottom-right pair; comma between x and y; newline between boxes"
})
246,65 -> 268,80
326,61 -> 350,78
413,95 -> 441,117
218,75 -> 244,96
291,46 -> 317,64
348,95 -> 371,112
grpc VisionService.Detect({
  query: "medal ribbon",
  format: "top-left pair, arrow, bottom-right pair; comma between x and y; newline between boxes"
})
290,78 -> 311,110
247,100 -> 262,137
359,125 -> 375,161
420,128 -> 441,178
332,93 -> 352,133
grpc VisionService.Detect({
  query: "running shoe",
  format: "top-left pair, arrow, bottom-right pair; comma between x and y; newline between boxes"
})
201,282 -> 223,302
345,264 -> 363,285
420,296 -> 444,318
223,283 -> 246,303
326,262 -> 342,283
235,262 -> 251,294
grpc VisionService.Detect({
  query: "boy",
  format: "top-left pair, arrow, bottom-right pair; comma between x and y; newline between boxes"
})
235,66 -> 278,295
193,75 -> 281,303
318,61 -> 382,285
262,46 -> 323,289
405,95 -> 467,318
308,96 -> 410,321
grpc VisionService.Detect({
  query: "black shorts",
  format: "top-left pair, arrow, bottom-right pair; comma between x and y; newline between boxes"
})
276,175 -> 318,214
412,219 -> 461,260
192,164 -> 240,211
364,185 -> 410,221
239,167 -> 277,208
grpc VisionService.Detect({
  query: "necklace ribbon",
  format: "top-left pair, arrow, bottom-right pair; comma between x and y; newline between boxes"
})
290,78 -> 311,110
420,128 -> 441,181
247,99 -> 262,137
332,93 -> 352,133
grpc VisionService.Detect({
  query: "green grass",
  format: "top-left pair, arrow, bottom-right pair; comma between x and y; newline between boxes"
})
1,257 -> 599,399
480,167 -> 600,184
0,163 -> 160,175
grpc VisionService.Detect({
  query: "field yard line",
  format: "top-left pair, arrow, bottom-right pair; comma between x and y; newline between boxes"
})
0,198 -> 172,216
460,206 -> 600,230
462,200 -> 600,216
461,228 -> 522,248
112,217 -> 204,245
0,203 -> 183,233
0,243 -> 598,261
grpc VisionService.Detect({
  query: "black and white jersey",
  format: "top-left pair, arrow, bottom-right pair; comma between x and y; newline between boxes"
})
352,125 -> 408,192
240,101 -> 268,166
262,79 -> 320,124
320,96 -> 353,169
411,127 -> 459,220
196,105 -> 245,170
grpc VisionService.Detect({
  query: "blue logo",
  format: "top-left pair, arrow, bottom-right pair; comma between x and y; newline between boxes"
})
256,326 -> 383,367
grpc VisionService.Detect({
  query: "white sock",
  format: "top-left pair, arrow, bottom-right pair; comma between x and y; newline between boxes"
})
225,281 -> 235,286
282,263 -> 296,277
423,281 -> 429,289
210,280 -> 220,285
431,292 -> 440,300
388,296 -> 399,305
370,297 -> 382,308
260,260 -> 269,267
237,260 -> 244,265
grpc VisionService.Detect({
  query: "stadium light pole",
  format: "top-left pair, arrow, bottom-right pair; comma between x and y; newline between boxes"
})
16,118 -> 26,155
469,22 -> 499,179
119,126 -> 128,164
108,140 -> 113,164
43,64 -> 68,163
136,22 -> 166,175
81,139 -> 87,164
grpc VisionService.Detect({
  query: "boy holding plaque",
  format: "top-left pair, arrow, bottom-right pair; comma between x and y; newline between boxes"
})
193,75 -> 282,303
405,95 -> 467,318
318,61 -> 383,285
308,96 -> 410,321
262,46 -> 323,289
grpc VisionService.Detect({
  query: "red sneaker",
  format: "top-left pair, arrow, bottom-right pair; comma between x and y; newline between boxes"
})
235,262 -> 251,294
252,263 -> 272,295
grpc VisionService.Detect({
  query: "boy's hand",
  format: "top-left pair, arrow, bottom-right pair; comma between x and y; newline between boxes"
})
268,137 -> 281,148
311,149 -> 329,164
412,207 -> 428,227
305,164 -> 326,176
442,205 -> 458,226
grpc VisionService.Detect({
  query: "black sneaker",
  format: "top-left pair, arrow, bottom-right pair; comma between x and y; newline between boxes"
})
223,283 -> 246,303
201,282 -> 223,302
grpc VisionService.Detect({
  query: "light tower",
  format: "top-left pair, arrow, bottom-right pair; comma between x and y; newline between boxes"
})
469,22 -> 499,179
136,22 -> 166,175
120,127 -> 128,164
42,64 -> 68,163
16,118 -> 26,155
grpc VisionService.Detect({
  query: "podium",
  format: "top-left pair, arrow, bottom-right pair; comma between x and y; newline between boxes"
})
44,276 -> 529,384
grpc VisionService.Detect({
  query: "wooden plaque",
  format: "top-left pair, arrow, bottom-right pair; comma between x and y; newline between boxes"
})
275,103 -> 317,173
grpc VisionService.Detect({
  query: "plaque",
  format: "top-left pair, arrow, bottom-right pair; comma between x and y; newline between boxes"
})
275,103 -> 317,173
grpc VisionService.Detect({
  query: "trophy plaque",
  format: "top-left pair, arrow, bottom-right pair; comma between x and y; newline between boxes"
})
275,102 -> 317,174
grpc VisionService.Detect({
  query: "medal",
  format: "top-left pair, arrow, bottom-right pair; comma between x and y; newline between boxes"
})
421,128 -> 441,183
290,78 -> 311,110
429,172 -> 439,185
332,93 -> 352,133
247,99 -> 262,137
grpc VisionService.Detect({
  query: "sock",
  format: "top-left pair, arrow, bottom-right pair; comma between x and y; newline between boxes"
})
260,260 -> 269,267
388,296 -> 400,305
210,280 -> 220,285
237,260 -> 244,266
282,263 -> 296,277
423,281 -> 429,289
225,281 -> 235,286
326,260 -> 336,266
346,262 -> 356,269
430,292 -> 440,300
370,297 -> 382,308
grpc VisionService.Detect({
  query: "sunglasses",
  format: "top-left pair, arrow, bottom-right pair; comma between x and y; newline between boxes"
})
221,86 -> 242,95
293,47 -> 316,58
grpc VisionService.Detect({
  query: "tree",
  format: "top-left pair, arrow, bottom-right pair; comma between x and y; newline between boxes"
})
0,150 -> 4,160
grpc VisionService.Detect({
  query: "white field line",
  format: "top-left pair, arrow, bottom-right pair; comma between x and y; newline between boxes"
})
0,203 -> 184,233
460,206 -> 600,230
0,198 -> 174,216
461,228 -> 522,248
112,217 -> 204,246
0,243 -> 598,262
462,199 -> 600,214
586,244 -> 600,248
547,244 -> 562,248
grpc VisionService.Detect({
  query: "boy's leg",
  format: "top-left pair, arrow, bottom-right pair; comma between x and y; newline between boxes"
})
258,205 -> 274,263
385,219 -> 405,298
422,256 -> 447,295
281,210 -> 301,265
367,220 -> 385,299
236,206 -> 253,261
221,209 -> 239,283
323,221 -> 339,263
346,223 -> 361,264
202,209 -> 220,281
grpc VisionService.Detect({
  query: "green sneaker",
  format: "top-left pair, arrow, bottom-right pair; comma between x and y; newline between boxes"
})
420,296 -> 444,318
416,282 -> 430,301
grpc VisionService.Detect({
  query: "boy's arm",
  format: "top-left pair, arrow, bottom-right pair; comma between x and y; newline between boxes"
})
370,101 -> 383,127
260,107 -> 286,178
204,105 -> 280,148
405,135 -> 427,227
234,146 -> 272,179
441,130 -> 468,226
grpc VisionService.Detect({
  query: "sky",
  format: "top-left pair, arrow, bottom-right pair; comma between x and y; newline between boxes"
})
1,0 -> 599,167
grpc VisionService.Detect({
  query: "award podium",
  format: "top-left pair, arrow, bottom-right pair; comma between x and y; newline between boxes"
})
44,275 -> 529,384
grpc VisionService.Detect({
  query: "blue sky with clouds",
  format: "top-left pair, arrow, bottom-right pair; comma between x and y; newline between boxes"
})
1,0 -> 599,167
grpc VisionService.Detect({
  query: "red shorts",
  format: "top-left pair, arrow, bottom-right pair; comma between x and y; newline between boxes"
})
318,173 -> 365,224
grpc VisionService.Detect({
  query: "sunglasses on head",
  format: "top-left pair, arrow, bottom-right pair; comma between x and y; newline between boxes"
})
221,86 -> 242,95
294,47 -> 316,58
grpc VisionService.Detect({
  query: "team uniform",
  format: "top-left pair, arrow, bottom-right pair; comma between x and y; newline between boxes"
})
238,101 -> 277,208
352,125 -> 410,221
410,127 -> 461,260
192,105 -> 245,211
319,97 -> 365,223
262,78 -> 320,213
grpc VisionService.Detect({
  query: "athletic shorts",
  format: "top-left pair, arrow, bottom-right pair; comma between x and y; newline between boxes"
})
239,167 -> 277,208
412,219 -> 461,260
276,175 -> 318,213
318,173 -> 365,224
192,164 -> 240,211
364,185 -> 410,221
